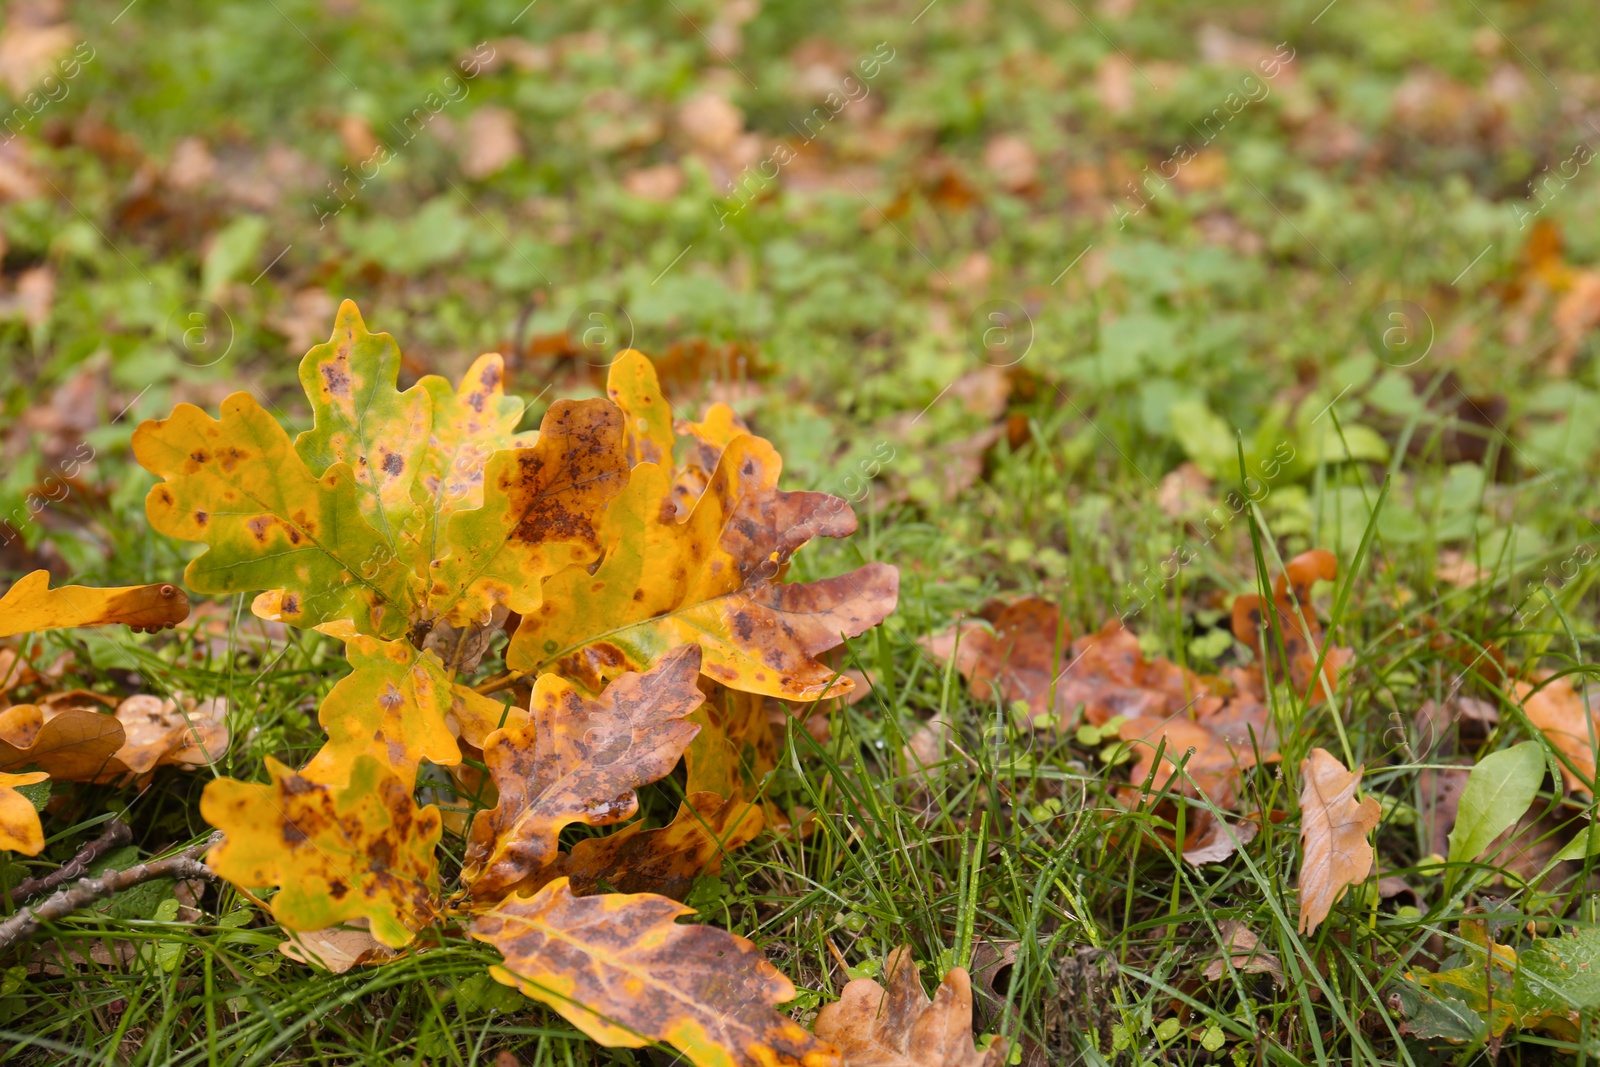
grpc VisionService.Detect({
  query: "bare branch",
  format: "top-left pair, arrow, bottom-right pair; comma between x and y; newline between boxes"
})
0,834 -> 220,951
4,819 -> 132,905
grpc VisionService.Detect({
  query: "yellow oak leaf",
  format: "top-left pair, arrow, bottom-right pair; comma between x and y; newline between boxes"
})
813,945 -> 1006,1067
472,877 -> 840,1067
135,391 -> 414,638
410,352 -> 537,572
606,350 -> 675,468
296,300 -> 431,549
425,398 -> 629,627
1297,747 -> 1380,934
672,401 -> 747,518
300,635 -> 461,789
0,570 -> 190,637
0,770 -> 49,854
507,434 -> 898,700
201,754 -> 442,948
463,645 -> 705,900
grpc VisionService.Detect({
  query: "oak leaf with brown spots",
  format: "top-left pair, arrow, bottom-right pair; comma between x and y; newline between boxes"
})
473,877 -> 840,1067
462,645 -> 705,900
202,753 -> 442,948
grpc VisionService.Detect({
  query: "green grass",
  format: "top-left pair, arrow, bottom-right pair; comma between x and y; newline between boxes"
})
5,0 -> 1600,1063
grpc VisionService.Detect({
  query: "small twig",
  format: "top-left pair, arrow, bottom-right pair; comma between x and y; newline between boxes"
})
0,833 -> 220,951
472,670 -> 520,695
5,819 -> 133,905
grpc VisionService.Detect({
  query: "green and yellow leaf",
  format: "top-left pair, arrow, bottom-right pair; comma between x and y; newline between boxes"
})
410,352 -> 536,570
463,645 -> 705,900
201,754 -> 442,948
295,300 -> 431,547
134,392 -> 413,638
473,877 -> 840,1067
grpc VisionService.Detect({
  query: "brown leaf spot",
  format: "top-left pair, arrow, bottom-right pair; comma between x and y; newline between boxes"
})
321,362 -> 352,398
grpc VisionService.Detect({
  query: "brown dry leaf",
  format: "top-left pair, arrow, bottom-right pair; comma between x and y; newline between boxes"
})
1418,760 -> 1470,860
1297,747 -> 1380,934
553,790 -> 763,899
982,134 -> 1038,194
813,945 -> 1006,1067
0,702 -> 125,780
5,264 -> 54,330
1119,696 -> 1276,809
1553,271 -> 1600,374
1231,548 -> 1351,705
279,921 -> 398,973
1518,674 -> 1599,793
918,597 -> 1069,725
0,9 -> 75,96
337,113 -> 380,163
678,91 -> 744,155
111,693 -> 229,776
622,162 -> 685,202
166,137 -> 217,192
473,877 -> 838,1066
461,106 -> 521,179
1157,462 -> 1211,518
462,645 -> 706,901
921,602 -> 1218,729
1095,55 -> 1135,114
1200,920 -> 1284,986
1182,811 -> 1259,865
271,288 -> 339,356
1435,550 -> 1489,588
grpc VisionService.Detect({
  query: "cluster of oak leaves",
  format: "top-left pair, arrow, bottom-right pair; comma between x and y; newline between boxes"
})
5,305 -> 1600,1063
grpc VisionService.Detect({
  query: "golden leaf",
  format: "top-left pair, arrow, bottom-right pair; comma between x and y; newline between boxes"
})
462,645 -> 705,900
136,303 -> 630,642
1296,747 -> 1380,934
812,945 -> 1005,1067
606,350 -> 675,468
0,770 -> 49,854
473,877 -> 840,1067
201,754 -> 442,948
0,570 -> 190,637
